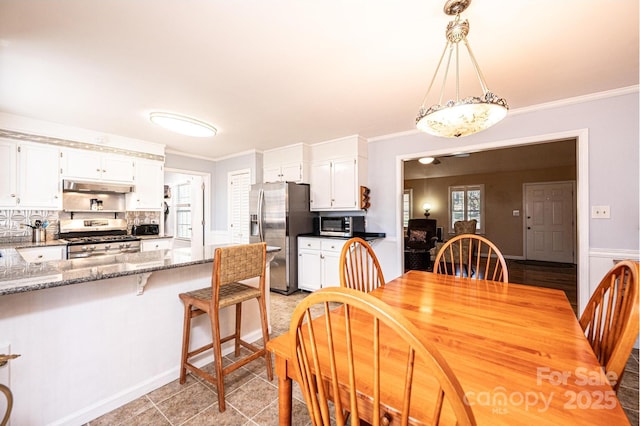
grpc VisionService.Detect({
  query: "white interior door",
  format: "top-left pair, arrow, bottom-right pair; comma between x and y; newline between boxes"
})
524,181 -> 576,263
228,169 -> 251,244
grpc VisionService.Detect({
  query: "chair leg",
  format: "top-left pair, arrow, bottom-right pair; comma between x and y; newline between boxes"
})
234,302 -> 242,357
258,295 -> 273,381
179,303 -> 192,384
210,308 -> 226,412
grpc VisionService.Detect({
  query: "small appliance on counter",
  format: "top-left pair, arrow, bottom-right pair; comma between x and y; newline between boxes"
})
132,224 -> 160,236
316,215 -> 366,237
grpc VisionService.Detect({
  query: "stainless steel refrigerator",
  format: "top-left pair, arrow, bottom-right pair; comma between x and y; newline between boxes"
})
249,182 -> 315,294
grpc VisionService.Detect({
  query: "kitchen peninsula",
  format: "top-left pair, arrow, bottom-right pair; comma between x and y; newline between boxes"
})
0,244 -> 280,425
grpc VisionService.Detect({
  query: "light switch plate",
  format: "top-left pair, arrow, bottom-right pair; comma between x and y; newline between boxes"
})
512,210 -> 520,217
591,205 -> 610,219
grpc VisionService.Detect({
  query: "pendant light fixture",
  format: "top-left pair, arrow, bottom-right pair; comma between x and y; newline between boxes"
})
416,0 -> 508,138
149,112 -> 217,137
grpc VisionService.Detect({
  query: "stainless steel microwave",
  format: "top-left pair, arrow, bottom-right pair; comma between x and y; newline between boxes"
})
318,216 -> 365,237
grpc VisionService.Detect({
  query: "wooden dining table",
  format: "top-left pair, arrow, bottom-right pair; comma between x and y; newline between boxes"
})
266,270 -> 631,425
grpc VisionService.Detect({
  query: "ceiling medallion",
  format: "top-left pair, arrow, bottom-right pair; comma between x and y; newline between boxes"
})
416,0 -> 508,138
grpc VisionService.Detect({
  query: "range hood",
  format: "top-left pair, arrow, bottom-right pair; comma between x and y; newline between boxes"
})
63,180 -> 135,194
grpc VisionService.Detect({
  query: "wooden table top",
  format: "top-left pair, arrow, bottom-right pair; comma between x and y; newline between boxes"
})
267,270 -> 630,425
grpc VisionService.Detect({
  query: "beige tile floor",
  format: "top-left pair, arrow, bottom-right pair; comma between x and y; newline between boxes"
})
87,286 -> 640,425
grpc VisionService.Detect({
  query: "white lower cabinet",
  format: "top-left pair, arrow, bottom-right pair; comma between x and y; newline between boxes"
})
298,237 -> 346,291
140,238 -> 173,252
17,245 -> 67,262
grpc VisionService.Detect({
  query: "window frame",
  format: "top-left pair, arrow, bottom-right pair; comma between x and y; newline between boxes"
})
402,189 -> 413,229
175,182 -> 192,240
448,184 -> 485,234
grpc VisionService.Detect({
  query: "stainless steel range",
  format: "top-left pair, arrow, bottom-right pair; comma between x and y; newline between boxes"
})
60,219 -> 141,259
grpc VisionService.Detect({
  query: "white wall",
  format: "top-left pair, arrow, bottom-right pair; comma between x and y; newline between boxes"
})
365,88 -> 640,314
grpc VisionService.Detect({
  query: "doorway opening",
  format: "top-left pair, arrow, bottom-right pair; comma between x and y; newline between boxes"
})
164,168 -> 210,250
401,137 -> 579,307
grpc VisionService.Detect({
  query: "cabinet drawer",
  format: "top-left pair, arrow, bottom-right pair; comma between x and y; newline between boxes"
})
17,246 -> 66,262
141,239 -> 173,252
298,237 -> 321,250
321,239 -> 345,252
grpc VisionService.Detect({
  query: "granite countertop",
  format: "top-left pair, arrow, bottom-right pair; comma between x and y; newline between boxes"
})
298,232 -> 386,241
0,235 -> 173,250
0,244 -> 280,296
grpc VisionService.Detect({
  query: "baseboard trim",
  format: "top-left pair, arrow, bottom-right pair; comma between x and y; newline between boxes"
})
50,329 -> 265,426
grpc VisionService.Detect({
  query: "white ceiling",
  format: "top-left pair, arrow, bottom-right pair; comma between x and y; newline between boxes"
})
0,1 -> 637,160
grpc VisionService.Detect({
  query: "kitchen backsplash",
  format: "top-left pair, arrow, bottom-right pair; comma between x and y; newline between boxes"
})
0,209 -> 60,241
0,209 -> 159,242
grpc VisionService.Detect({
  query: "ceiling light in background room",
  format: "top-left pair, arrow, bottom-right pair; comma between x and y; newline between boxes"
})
416,0 -> 508,138
149,112 -> 217,137
418,156 -> 435,164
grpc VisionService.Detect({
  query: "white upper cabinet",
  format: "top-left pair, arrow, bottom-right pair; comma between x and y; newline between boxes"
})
126,159 -> 164,210
0,139 -> 18,207
309,135 -> 367,211
18,142 -> 61,209
61,148 -> 134,183
263,143 -> 309,183
0,139 -> 61,209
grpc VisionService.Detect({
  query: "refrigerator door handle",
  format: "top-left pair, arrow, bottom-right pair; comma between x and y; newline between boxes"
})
257,188 -> 265,242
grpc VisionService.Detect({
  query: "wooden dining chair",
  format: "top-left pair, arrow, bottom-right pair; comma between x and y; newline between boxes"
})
290,287 -> 476,426
339,237 -> 385,292
579,260 -> 639,392
433,234 -> 509,283
178,242 -> 273,412
0,384 -> 13,426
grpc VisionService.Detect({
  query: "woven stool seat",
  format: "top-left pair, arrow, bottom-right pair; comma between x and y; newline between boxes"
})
178,242 -> 272,412
181,282 -> 262,309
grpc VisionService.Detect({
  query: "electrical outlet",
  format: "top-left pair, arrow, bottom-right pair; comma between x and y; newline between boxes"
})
591,205 -> 610,219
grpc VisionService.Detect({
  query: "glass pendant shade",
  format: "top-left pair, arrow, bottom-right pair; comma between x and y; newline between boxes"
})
416,0 -> 508,138
416,95 -> 508,138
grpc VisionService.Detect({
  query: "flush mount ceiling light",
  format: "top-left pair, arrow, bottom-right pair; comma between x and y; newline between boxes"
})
418,156 -> 435,164
149,112 -> 217,137
416,0 -> 508,138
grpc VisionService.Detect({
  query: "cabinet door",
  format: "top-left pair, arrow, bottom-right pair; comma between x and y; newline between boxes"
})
263,166 -> 282,183
298,249 -> 322,291
0,139 -> 18,207
61,148 -> 102,180
18,142 -> 61,209
331,157 -> 357,210
128,160 -> 163,210
322,250 -> 342,288
280,162 -> 302,182
309,161 -> 332,210
102,155 -> 134,183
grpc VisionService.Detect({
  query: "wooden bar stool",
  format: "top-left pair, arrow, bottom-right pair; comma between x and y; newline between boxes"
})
179,242 -> 273,412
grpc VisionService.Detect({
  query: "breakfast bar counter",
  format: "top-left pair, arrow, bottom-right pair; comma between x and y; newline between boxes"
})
0,243 -> 279,425
0,244 -> 279,295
